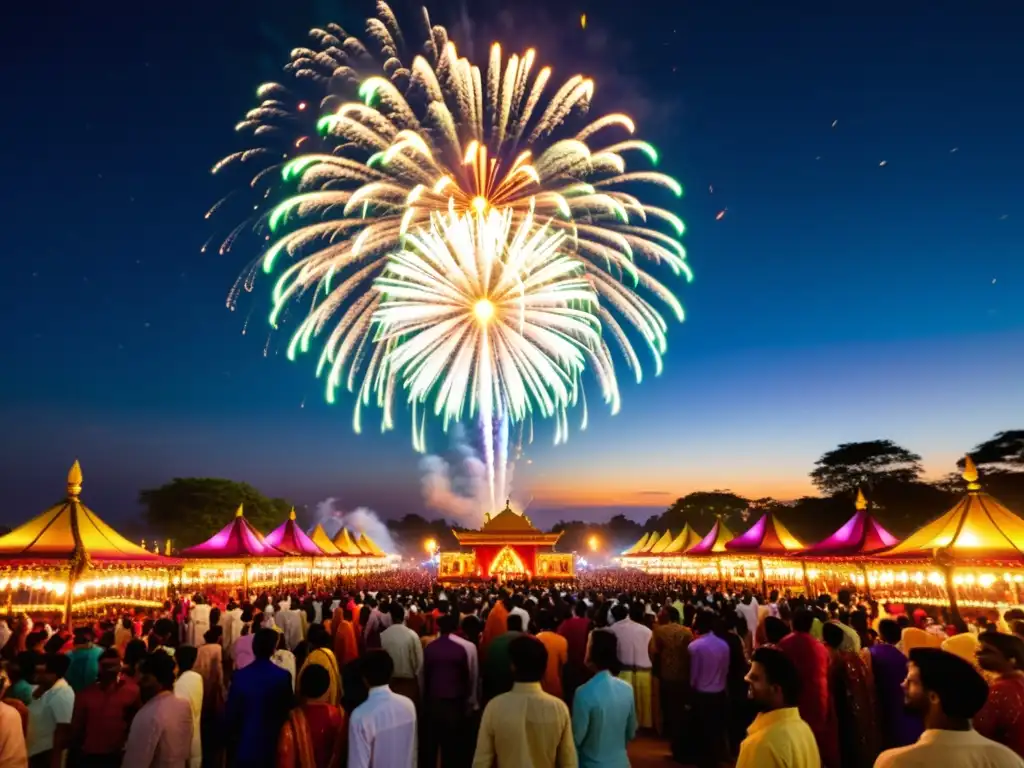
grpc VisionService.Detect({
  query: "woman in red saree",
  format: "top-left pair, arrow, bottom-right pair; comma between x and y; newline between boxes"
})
823,622 -> 879,768
277,665 -> 347,768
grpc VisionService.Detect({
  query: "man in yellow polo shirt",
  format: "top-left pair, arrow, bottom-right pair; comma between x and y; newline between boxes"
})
737,647 -> 821,768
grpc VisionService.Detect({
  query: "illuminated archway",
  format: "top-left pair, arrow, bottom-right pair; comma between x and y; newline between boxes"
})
489,545 -> 528,578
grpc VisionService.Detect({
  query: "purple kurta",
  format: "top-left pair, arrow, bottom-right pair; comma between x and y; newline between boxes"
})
869,643 -> 923,749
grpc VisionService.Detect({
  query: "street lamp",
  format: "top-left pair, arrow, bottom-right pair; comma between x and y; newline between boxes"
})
587,535 -> 599,552
425,538 -> 438,556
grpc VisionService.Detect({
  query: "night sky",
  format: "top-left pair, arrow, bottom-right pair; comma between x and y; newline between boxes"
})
1,1 -> 1021,530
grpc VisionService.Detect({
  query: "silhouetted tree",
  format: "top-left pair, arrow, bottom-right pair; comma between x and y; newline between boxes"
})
139,478 -> 292,549
811,440 -> 923,496
961,430 -> 1024,472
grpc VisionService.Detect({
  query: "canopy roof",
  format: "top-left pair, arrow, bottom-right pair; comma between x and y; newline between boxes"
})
310,525 -> 341,555
688,518 -> 735,555
179,505 -> 284,559
355,533 -> 386,557
264,509 -> 324,556
0,461 -> 166,566
332,528 -> 364,557
882,457 -> 1024,561
663,524 -> 704,554
725,512 -> 804,553
802,490 -> 899,556
622,532 -> 650,555
640,531 -> 663,553
649,529 -> 674,554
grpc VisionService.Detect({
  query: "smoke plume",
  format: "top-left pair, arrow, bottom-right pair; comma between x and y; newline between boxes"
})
420,423 -> 517,527
313,497 -> 398,554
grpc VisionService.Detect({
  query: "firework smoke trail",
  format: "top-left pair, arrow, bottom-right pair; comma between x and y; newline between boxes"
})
212,1 -> 691,462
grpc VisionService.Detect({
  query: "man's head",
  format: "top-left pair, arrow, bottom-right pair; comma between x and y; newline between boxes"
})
976,630 -> 1024,675
73,627 -> 94,647
97,648 -> 122,683
878,618 -> 901,645
506,614 -> 523,633
662,606 -> 680,625
791,608 -> 815,634
437,614 -> 457,635
589,630 -> 619,674
509,635 -> 548,684
764,617 -> 789,645
904,648 -> 989,726
36,653 -> 71,690
299,664 -> 331,701
361,649 -> 394,689
176,644 -> 198,674
390,603 -> 406,625
252,628 -> 279,661
821,622 -> 845,651
610,604 -> 628,623
138,651 -> 176,703
746,647 -> 801,712
307,624 -> 330,649
692,611 -> 714,637
574,601 -> 588,619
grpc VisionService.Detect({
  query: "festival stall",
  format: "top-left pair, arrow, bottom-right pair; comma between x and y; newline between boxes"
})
0,461 -> 175,620
310,524 -> 342,555
798,489 -> 899,595
263,509 -> 336,584
722,512 -> 805,589
873,457 -> 1024,614
178,505 -> 285,592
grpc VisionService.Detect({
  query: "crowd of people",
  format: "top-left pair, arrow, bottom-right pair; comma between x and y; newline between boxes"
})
0,570 -> 1022,767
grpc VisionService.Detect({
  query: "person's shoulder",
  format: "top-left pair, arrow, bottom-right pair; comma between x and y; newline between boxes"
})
873,743 -> 922,768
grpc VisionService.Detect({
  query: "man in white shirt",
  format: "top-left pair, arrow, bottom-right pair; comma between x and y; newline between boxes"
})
123,652 -> 194,768
349,650 -> 417,768
27,653 -> 74,766
380,604 -> 423,705
875,647 -> 1024,768
607,603 -> 653,729
509,594 -> 531,632
173,645 -> 204,768
736,592 -> 759,653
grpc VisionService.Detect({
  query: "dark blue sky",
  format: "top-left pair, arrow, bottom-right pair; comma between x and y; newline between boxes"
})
1,1 -> 1020,530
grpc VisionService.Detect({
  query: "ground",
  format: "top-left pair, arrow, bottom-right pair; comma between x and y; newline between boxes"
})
628,734 -> 676,765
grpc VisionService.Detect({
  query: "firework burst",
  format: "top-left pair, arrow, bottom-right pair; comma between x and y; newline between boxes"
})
212,2 -> 690,466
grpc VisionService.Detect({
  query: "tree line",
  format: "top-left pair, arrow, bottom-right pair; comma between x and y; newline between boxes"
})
133,431 -> 1022,556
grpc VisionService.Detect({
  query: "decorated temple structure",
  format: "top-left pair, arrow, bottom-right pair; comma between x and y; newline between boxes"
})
0,461 -> 175,618
440,501 -> 573,581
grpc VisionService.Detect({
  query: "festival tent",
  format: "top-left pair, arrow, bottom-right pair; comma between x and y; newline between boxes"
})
686,518 -> 735,555
0,461 -> 174,617
641,530 -> 667,553
622,532 -> 650,555
333,528 -> 364,557
310,524 -> 342,555
355,533 -> 387,557
724,512 -> 804,554
179,505 -> 285,591
880,457 -> 1024,561
264,509 -> 324,556
801,490 -> 898,556
180,505 -> 283,558
662,524 -> 703,555
649,529 -> 675,555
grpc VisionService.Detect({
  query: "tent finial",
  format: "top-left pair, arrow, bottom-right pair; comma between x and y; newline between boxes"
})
67,460 -> 83,500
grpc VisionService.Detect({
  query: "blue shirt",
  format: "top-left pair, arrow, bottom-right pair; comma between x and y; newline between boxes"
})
65,645 -> 103,693
225,658 -> 294,767
572,670 -> 637,767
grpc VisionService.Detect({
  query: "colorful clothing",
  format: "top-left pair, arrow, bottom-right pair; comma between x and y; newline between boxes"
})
537,631 -> 569,699
779,631 -> 839,768
572,670 -> 636,768
869,643 -> 922,749
736,707 -> 821,768
276,704 -> 346,768
975,675 -> 1024,758
829,650 -> 879,768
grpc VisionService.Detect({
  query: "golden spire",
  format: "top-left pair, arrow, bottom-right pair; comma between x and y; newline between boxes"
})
855,488 -> 868,511
289,507 -> 296,521
235,504 -> 244,518
164,539 -> 172,556
67,459 -> 83,500
963,455 -> 981,491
